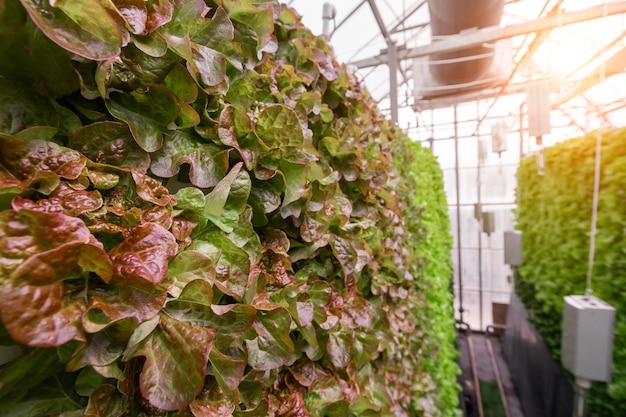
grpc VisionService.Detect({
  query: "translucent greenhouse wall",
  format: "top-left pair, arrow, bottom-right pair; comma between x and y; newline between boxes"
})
412,79 -> 620,332
416,101 -> 523,331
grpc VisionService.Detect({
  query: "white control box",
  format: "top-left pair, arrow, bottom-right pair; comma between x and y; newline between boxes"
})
561,295 -> 615,382
503,230 -> 522,266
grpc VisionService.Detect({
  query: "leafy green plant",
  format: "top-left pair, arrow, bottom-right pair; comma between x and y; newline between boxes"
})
515,128 -> 626,416
0,0 -> 458,415
392,138 -> 459,417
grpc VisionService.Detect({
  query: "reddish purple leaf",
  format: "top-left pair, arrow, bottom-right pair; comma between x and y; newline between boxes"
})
109,222 -> 177,284
132,171 -> 175,207
326,330 -> 352,368
11,241 -> 113,285
0,210 -> 99,281
0,282 -> 86,347
12,182 -> 104,217
189,383 -> 238,417
112,0 -> 148,35
145,0 -> 174,34
342,295 -> 372,329
330,235 -> 357,276
262,251 -> 293,289
0,138 -> 87,180
141,205 -> 174,230
170,217 -> 198,245
85,281 -> 167,331
288,361 -> 329,388
277,390 -> 311,417
190,400 -> 236,417
261,228 -> 290,253
82,384 -> 125,417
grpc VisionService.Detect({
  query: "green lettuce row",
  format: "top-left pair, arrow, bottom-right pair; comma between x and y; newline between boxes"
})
0,0 -> 458,415
515,128 -> 626,416
392,137 -> 459,417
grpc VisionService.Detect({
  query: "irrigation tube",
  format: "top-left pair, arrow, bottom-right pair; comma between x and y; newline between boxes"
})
476,100 -> 484,332
585,128 -> 602,296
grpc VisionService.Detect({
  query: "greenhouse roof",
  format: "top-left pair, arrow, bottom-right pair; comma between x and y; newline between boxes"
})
289,0 -> 626,146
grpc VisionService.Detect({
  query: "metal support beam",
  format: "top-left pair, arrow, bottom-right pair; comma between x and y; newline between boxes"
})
552,46 -> 626,107
351,2 -> 626,68
367,0 -> 399,122
414,82 -> 528,110
389,41 -> 399,122
367,0 -> 392,42
389,0 -> 427,34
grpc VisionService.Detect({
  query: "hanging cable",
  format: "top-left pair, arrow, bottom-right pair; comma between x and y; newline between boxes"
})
585,129 -> 601,297
584,1 -> 608,298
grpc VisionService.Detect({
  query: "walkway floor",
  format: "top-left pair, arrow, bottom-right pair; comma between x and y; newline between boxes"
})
457,330 -> 525,417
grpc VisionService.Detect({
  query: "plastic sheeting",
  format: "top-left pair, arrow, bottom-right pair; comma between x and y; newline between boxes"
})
503,293 -> 574,417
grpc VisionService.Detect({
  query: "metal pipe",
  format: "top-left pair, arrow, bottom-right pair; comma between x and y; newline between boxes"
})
477,100 -> 484,332
519,101 -> 525,158
574,377 -> 591,417
322,3 -> 336,40
454,105 -> 464,323
367,0 -> 399,123
388,41 -> 399,122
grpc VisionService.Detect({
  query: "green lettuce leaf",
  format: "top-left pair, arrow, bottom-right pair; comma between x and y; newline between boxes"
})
209,347 -> 246,392
164,250 -> 216,298
222,0 -> 274,52
193,229 -> 250,299
106,85 -> 180,152
150,131 -> 230,188
166,279 -> 256,350
0,377 -> 83,417
0,79 -> 60,134
255,104 -> 303,151
204,167 -> 251,233
133,314 -> 215,410
66,332 -> 124,371
244,307 -> 295,371
68,122 -> 151,172
0,347 -> 64,404
164,63 -> 198,103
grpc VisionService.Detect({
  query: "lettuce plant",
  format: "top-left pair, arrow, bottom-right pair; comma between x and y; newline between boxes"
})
0,0 -> 458,415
